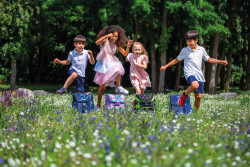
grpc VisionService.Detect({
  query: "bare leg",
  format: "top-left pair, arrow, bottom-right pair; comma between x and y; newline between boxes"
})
115,74 -> 121,87
185,81 -> 199,95
141,88 -> 145,94
97,84 -> 105,108
63,72 -> 78,89
135,86 -> 141,94
194,92 -> 202,113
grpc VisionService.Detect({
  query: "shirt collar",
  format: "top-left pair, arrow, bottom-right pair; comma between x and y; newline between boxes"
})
73,48 -> 84,54
188,44 -> 200,51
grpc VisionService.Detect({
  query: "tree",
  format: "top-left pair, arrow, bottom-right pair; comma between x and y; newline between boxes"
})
0,0 -> 33,89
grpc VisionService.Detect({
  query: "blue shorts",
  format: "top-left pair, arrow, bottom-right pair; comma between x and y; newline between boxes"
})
68,69 -> 85,93
187,75 -> 203,94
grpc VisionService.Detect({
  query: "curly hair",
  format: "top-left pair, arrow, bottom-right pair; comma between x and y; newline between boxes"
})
97,25 -> 127,47
132,42 -> 148,56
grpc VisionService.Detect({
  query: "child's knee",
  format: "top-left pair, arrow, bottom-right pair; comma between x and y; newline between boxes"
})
135,88 -> 141,94
71,72 -> 78,79
192,81 -> 199,90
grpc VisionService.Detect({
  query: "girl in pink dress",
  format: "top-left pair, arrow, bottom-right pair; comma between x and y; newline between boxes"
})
94,25 -> 133,108
126,42 -> 151,94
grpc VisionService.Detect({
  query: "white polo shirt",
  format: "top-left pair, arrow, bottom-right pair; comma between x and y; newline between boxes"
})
177,45 -> 210,82
67,49 -> 90,77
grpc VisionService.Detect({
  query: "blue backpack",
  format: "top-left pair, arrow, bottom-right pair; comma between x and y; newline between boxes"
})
72,92 -> 95,113
169,95 -> 193,116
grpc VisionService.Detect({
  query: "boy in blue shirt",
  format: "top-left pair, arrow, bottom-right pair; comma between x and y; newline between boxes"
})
54,35 -> 95,94
160,30 -> 228,113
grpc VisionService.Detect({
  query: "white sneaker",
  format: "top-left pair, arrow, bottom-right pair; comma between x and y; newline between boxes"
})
115,86 -> 129,95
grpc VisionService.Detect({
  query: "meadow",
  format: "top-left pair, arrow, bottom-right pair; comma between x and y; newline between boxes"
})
0,89 -> 249,167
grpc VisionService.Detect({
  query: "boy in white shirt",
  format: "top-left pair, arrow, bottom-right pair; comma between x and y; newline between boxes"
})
54,35 -> 95,94
160,30 -> 228,113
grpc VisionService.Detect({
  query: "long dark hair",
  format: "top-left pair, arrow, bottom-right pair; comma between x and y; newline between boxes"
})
97,25 -> 127,47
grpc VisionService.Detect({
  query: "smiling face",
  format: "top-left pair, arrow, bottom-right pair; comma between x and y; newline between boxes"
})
110,31 -> 119,44
74,42 -> 85,53
133,44 -> 142,57
186,38 -> 198,50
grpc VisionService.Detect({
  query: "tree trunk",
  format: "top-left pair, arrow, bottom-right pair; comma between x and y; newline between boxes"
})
158,1 -> 167,93
215,46 -> 225,88
134,19 -> 139,42
220,65 -> 225,90
225,50 -> 233,92
10,59 -> 17,90
173,37 -> 183,91
247,39 -> 250,90
205,33 -> 219,94
150,41 -> 157,92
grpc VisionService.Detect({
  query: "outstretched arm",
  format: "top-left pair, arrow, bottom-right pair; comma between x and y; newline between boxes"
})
160,58 -> 180,71
96,33 -> 113,45
207,58 -> 228,66
88,50 -> 95,65
54,58 -> 71,65
117,40 -> 133,56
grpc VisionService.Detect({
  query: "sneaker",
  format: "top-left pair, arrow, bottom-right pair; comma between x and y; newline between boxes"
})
115,86 -> 129,95
178,92 -> 188,106
56,88 -> 66,95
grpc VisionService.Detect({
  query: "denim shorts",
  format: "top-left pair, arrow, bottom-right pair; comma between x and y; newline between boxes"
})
68,69 -> 85,93
187,75 -> 203,94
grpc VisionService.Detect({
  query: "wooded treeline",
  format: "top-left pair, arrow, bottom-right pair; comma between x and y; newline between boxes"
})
0,0 -> 249,93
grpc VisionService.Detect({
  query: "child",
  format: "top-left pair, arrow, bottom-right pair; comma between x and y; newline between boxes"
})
54,35 -> 95,94
126,42 -> 151,94
160,30 -> 228,113
93,25 -> 133,108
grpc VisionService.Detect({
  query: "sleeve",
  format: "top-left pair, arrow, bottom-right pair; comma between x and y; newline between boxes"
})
202,47 -> 210,61
67,51 -> 72,61
127,53 -> 132,62
177,48 -> 186,61
86,50 -> 90,59
142,55 -> 149,64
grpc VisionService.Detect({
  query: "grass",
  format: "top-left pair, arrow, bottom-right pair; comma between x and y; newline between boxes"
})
0,86 -> 249,167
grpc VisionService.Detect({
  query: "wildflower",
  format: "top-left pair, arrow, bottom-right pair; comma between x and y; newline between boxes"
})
69,141 -> 76,147
232,161 -> 237,166
69,151 -> 76,158
0,158 -> 4,164
187,148 -> 193,154
83,153 -> 91,158
8,158 -> 16,167
105,155 -> 112,162
91,161 -> 97,165
205,159 -> 212,164
55,142 -> 62,149
130,159 -> 137,164
235,156 -> 241,161
185,162 -> 192,167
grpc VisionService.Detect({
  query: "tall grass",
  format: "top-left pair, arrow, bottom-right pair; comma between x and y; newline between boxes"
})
0,91 -> 249,167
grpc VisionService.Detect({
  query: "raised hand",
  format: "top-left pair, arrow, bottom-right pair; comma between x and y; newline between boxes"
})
54,58 -> 60,64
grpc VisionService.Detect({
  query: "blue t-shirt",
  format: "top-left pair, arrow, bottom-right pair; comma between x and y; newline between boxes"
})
67,49 -> 90,77
177,45 -> 210,82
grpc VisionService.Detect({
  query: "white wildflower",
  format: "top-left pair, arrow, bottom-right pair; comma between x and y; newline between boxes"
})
83,153 -> 92,158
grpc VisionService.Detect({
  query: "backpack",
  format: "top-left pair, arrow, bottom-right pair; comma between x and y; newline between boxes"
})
72,92 -> 95,113
169,95 -> 193,116
105,94 -> 126,110
134,93 -> 156,112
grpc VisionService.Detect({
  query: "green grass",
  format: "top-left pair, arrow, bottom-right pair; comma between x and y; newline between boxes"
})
0,90 -> 249,167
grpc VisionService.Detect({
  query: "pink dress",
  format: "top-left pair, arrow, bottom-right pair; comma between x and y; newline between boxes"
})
93,39 -> 125,87
127,53 -> 151,90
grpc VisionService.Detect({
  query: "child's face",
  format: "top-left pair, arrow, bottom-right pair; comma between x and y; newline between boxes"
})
186,38 -> 198,49
110,31 -> 119,44
74,42 -> 85,52
133,45 -> 142,57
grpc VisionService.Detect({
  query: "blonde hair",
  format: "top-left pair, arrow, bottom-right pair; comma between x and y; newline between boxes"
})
132,42 -> 148,56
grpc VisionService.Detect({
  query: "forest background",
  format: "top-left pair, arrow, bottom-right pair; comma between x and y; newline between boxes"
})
0,0 -> 249,94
